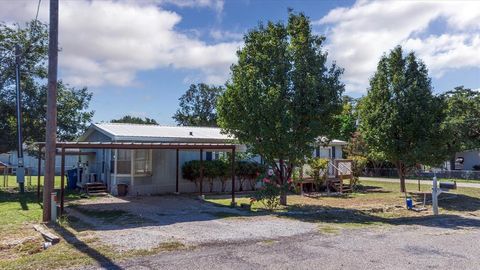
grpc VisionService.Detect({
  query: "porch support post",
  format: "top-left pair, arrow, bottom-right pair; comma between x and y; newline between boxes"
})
175,148 -> 179,194
113,149 -> 118,194
231,146 -> 236,206
37,145 -> 42,202
199,149 -> 203,196
130,149 -> 134,194
60,147 -> 65,215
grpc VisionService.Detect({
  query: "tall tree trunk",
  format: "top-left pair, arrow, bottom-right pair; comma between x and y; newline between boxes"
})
279,159 -> 287,206
396,161 -> 406,193
450,155 -> 456,170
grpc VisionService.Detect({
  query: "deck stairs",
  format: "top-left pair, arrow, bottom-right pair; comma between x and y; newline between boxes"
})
301,159 -> 354,194
84,182 -> 108,196
327,175 -> 352,193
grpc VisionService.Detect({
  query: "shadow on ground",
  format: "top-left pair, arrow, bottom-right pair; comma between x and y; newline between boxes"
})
279,204 -> 480,229
0,188 -> 38,210
50,224 -> 122,270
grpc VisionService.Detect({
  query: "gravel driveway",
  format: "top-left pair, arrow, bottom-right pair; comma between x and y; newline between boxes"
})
67,195 -> 317,250
80,215 -> 480,270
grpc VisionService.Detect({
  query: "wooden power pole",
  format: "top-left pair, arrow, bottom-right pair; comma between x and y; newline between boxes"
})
43,0 -> 59,222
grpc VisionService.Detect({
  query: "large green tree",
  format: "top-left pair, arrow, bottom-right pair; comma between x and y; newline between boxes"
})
173,83 -> 224,127
334,96 -> 358,142
359,46 -> 445,192
441,86 -> 480,168
0,21 -> 93,153
111,115 -> 158,125
217,12 -> 344,205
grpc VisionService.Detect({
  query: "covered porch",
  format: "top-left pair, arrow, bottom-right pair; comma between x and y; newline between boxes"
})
36,141 -> 239,215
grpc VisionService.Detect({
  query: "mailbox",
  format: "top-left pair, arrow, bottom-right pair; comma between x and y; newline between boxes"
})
439,181 -> 457,190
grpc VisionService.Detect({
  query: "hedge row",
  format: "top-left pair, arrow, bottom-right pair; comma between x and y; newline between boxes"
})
182,160 -> 266,192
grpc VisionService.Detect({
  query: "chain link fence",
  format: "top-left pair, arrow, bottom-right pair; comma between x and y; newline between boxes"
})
1,165 -> 76,188
362,168 -> 480,181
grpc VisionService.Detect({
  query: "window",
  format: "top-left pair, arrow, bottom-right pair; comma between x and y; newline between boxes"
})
319,147 -> 332,159
113,149 -> 152,176
116,150 -> 132,175
134,149 -> 152,175
206,151 -> 223,161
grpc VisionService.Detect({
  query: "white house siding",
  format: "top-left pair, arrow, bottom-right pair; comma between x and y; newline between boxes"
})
0,151 -> 78,175
130,149 -> 239,195
455,150 -> 480,170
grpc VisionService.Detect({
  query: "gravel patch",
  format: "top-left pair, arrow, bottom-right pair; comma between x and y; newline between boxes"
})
81,219 -> 480,270
66,195 -> 317,250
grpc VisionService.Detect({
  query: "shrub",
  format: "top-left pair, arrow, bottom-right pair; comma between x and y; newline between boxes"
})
251,175 -> 293,211
349,155 -> 368,188
182,160 -> 202,191
252,178 -> 281,211
306,157 -> 329,191
217,160 -> 230,192
236,161 -> 266,191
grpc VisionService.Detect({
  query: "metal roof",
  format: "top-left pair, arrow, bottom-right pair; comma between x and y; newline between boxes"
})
81,123 -> 233,142
38,141 -> 239,150
78,123 -> 347,146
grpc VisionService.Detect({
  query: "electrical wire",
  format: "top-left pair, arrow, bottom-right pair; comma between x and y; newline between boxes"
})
15,0 -> 42,58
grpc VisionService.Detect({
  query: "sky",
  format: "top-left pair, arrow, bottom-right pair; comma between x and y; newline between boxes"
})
1,0 -> 479,124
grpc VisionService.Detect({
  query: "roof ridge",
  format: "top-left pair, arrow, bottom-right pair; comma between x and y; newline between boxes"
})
96,123 -> 221,129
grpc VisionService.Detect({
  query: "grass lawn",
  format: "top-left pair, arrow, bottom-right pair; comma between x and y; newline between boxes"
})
0,189 -> 184,270
206,180 -> 480,227
0,175 -> 64,190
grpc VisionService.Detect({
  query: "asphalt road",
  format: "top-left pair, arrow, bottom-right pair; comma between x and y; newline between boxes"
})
82,216 -> 480,270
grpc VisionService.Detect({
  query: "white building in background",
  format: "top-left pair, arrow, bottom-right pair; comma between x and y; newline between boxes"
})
0,150 -> 78,175
450,149 -> 480,171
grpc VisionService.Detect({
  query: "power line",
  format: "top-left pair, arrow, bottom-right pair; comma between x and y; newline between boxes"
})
35,0 -> 42,22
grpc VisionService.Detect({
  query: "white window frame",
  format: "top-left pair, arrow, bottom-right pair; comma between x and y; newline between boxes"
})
133,149 -> 153,177
114,149 -> 153,177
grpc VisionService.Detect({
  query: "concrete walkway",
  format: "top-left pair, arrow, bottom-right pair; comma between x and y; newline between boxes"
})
360,177 -> 480,189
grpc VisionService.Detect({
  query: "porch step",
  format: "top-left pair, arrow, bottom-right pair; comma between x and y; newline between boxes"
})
85,182 -> 108,195
327,178 -> 353,193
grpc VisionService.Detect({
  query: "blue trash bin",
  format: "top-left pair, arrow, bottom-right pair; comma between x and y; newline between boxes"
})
406,197 -> 413,209
66,169 -> 78,190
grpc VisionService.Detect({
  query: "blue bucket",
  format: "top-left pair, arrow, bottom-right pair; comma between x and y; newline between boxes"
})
406,197 -> 413,209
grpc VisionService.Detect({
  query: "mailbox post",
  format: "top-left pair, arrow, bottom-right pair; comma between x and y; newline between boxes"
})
432,174 -> 441,215
432,172 -> 457,216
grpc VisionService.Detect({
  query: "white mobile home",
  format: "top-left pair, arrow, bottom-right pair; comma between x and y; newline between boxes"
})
75,123 -> 347,196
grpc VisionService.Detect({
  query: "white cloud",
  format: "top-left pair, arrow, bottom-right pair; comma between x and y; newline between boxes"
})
316,0 -> 480,94
210,29 -> 244,41
159,0 -> 224,14
0,0 -> 238,87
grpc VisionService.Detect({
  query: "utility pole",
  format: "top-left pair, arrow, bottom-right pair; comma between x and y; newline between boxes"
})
43,0 -> 59,222
15,44 -> 25,193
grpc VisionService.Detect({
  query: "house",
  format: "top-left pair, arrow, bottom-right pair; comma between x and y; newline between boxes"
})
450,149 -> 480,171
0,150 -> 77,175
73,123 -> 347,196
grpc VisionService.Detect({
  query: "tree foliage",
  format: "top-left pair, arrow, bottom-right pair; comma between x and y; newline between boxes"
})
111,115 -> 158,125
333,96 -> 358,142
173,83 -> 224,127
0,21 -> 93,153
359,46 -> 445,192
217,12 -> 344,205
441,86 -> 480,155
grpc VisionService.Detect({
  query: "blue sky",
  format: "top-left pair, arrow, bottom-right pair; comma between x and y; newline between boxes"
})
1,0 -> 479,124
